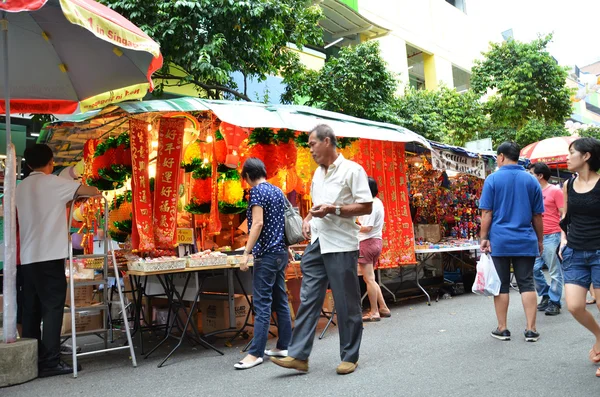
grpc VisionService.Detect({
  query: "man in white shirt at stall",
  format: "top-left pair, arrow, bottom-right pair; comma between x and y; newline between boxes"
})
17,144 -> 99,378
270,124 -> 373,375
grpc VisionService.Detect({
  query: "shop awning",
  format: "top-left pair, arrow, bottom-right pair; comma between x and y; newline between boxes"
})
46,97 -> 430,157
319,0 -> 390,46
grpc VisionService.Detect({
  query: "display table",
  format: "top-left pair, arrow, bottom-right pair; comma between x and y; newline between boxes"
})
412,243 -> 481,305
127,262 -> 253,367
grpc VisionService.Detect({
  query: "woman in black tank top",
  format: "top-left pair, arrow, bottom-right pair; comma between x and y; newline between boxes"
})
560,137 -> 600,377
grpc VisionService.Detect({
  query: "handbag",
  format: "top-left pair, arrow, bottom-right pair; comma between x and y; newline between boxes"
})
281,191 -> 305,246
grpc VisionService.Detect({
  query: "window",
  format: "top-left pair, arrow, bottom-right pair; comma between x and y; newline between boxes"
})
445,0 -> 467,14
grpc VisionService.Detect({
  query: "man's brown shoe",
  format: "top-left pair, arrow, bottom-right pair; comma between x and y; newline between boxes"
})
270,356 -> 309,372
336,361 -> 358,375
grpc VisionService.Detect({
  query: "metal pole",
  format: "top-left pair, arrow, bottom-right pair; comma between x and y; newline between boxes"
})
2,11 -> 17,344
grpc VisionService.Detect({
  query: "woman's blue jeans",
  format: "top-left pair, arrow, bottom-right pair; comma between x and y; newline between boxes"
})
248,251 -> 292,358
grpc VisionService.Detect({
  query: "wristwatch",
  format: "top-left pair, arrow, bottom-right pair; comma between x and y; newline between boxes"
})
335,206 -> 341,216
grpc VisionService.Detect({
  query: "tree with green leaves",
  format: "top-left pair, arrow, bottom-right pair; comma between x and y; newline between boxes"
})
394,86 -> 487,146
577,126 -> 600,140
471,34 -> 573,133
100,0 -> 323,101
281,41 -> 399,123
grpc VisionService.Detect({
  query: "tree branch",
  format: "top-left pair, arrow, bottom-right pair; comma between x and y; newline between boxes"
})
154,74 -> 253,102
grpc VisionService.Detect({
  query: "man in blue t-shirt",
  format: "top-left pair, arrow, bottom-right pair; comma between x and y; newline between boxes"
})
479,142 -> 544,343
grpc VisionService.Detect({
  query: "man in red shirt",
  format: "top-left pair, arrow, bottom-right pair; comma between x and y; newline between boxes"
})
528,163 -> 564,316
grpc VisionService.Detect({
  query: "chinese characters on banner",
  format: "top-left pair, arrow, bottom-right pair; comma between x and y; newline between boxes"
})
356,140 -> 416,267
129,119 -> 155,251
431,149 -> 486,179
154,118 -> 185,248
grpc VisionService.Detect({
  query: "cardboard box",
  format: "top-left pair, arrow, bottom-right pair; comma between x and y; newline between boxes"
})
61,309 -> 104,335
199,294 -> 249,336
415,224 -> 442,243
152,305 -> 197,335
322,290 -> 334,314
65,285 -> 94,307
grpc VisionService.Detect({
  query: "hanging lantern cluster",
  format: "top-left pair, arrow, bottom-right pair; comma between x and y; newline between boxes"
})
295,132 -> 318,195
185,165 -> 212,214
86,133 -> 131,190
220,122 -> 249,168
217,166 -> 247,214
247,127 -> 280,178
338,138 -> 360,160
108,191 -> 133,243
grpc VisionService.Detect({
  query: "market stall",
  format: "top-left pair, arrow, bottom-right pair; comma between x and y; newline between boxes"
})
41,97 -> 430,363
391,141 -> 497,303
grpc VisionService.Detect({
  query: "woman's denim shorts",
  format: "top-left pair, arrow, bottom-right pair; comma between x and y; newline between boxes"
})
561,246 -> 600,289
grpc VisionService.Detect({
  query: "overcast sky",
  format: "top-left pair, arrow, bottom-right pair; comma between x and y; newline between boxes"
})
468,0 -> 600,67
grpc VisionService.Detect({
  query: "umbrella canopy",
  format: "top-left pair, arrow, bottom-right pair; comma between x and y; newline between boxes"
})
0,0 -> 163,114
520,136 -> 577,166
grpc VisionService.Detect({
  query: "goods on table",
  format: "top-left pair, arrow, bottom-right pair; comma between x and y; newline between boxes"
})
127,256 -> 187,272
414,238 -> 480,251
187,250 -> 228,267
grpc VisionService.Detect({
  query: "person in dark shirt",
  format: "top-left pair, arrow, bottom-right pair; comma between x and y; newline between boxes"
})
234,158 -> 291,370
559,138 -> 600,378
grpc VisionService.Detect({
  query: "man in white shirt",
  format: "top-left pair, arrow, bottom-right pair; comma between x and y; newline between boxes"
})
271,125 -> 372,375
17,144 -> 99,378
358,177 -> 391,322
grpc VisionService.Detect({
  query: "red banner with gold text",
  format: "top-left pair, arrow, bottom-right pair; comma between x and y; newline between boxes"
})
129,119 -> 155,251
356,140 -> 416,267
154,117 -> 185,248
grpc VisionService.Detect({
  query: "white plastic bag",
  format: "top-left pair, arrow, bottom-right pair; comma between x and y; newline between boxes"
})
472,254 -> 501,296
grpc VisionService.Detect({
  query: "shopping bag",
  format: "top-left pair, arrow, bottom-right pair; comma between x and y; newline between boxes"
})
472,254 -> 501,296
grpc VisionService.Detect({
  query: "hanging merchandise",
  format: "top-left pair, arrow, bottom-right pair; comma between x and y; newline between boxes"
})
129,119 -> 155,252
154,117 -> 186,248
217,166 -> 247,214
108,191 -> 133,243
356,140 -> 416,266
214,129 -> 228,165
339,138 -> 360,160
94,132 -> 132,184
247,127 -> 280,178
86,139 -> 121,190
185,165 -> 212,214
295,132 -> 318,196
220,122 -> 249,168
181,139 -> 212,172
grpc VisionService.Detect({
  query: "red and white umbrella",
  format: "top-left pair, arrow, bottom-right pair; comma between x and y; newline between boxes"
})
0,0 -> 162,345
520,136 -> 577,166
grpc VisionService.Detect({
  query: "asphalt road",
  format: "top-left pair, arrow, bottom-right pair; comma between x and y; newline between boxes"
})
3,291 -> 600,397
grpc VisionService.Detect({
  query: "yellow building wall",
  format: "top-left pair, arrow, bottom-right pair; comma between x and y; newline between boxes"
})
358,0 -> 499,90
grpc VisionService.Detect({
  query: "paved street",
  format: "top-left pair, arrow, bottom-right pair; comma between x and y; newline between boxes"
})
3,291 -> 600,397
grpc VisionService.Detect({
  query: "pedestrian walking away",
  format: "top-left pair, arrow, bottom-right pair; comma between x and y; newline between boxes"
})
528,162 -> 565,316
270,124 -> 373,375
559,137 -> 600,378
358,177 -> 391,322
479,142 -> 544,343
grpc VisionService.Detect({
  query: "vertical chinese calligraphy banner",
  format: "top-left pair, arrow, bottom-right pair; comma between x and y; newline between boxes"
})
356,140 -> 416,267
154,117 -> 185,248
129,119 -> 155,251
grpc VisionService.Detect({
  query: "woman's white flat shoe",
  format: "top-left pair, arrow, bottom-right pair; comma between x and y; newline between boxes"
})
234,357 -> 263,370
264,349 -> 288,357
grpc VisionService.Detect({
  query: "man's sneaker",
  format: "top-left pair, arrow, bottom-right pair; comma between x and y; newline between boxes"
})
60,344 -> 82,355
491,328 -> 511,341
524,329 -> 540,342
537,296 -> 550,311
545,301 -> 561,316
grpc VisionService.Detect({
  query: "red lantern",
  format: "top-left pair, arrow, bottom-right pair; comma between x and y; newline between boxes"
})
220,122 -> 248,168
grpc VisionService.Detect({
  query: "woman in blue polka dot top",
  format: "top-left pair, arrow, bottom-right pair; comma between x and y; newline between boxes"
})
234,158 -> 292,370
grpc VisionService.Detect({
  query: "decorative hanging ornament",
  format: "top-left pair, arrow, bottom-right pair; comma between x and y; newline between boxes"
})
220,122 -> 249,169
